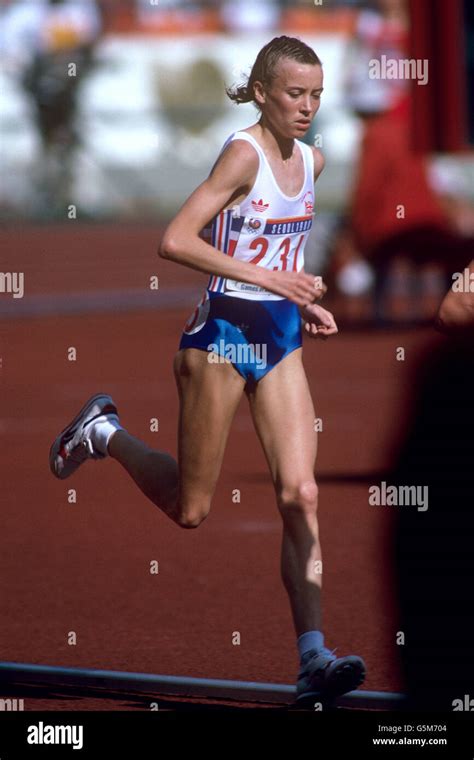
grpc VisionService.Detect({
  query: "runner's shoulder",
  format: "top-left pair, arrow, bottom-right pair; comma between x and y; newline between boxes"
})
210,137 -> 259,188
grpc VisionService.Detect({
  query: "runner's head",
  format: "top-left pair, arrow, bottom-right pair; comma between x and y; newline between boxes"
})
226,36 -> 323,138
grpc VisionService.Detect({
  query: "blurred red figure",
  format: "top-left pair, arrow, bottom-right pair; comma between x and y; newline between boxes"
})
335,0 -> 473,322
349,2 -> 444,268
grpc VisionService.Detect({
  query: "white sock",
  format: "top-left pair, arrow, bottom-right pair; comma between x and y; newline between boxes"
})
297,630 -> 325,660
88,416 -> 124,455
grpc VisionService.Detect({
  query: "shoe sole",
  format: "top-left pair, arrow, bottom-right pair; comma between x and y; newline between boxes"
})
296,659 -> 366,703
49,392 -> 117,479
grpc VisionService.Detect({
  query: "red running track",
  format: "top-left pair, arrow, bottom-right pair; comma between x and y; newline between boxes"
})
0,225 -> 442,710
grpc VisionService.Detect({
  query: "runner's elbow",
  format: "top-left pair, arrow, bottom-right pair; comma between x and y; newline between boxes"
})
159,234 -> 179,260
436,298 -> 474,332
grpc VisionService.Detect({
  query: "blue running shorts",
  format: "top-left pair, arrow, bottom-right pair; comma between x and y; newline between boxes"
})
179,291 -> 302,388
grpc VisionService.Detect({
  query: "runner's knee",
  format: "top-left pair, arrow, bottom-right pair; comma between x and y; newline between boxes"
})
277,480 -> 319,517
175,502 -> 210,529
174,348 -> 205,380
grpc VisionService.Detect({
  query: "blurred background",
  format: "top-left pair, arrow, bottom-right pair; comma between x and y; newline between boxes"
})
1,0 -> 473,325
1,1 -> 474,712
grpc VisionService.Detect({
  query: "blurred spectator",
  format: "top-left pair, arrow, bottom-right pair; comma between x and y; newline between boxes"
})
0,0 -> 102,215
330,0 -> 474,323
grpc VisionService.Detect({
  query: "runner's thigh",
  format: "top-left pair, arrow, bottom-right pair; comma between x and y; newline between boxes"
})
246,349 -> 317,493
174,347 -> 246,512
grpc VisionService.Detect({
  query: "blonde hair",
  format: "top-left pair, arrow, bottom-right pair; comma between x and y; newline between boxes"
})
226,35 -> 322,108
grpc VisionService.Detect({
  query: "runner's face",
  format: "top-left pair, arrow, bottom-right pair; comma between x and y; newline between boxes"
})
257,59 -> 323,138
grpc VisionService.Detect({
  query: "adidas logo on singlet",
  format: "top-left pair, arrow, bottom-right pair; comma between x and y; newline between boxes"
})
251,198 -> 269,213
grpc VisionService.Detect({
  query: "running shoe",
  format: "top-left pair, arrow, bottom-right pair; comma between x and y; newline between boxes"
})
296,647 -> 366,703
49,393 -> 118,480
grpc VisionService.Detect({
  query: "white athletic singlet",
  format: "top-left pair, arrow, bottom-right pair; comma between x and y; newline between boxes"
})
202,131 -> 315,301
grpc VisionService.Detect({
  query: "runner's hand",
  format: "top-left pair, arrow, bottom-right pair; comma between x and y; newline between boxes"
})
300,303 -> 338,339
265,270 -> 326,306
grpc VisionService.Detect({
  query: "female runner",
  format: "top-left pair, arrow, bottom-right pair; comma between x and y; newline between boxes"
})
50,35 -> 366,703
